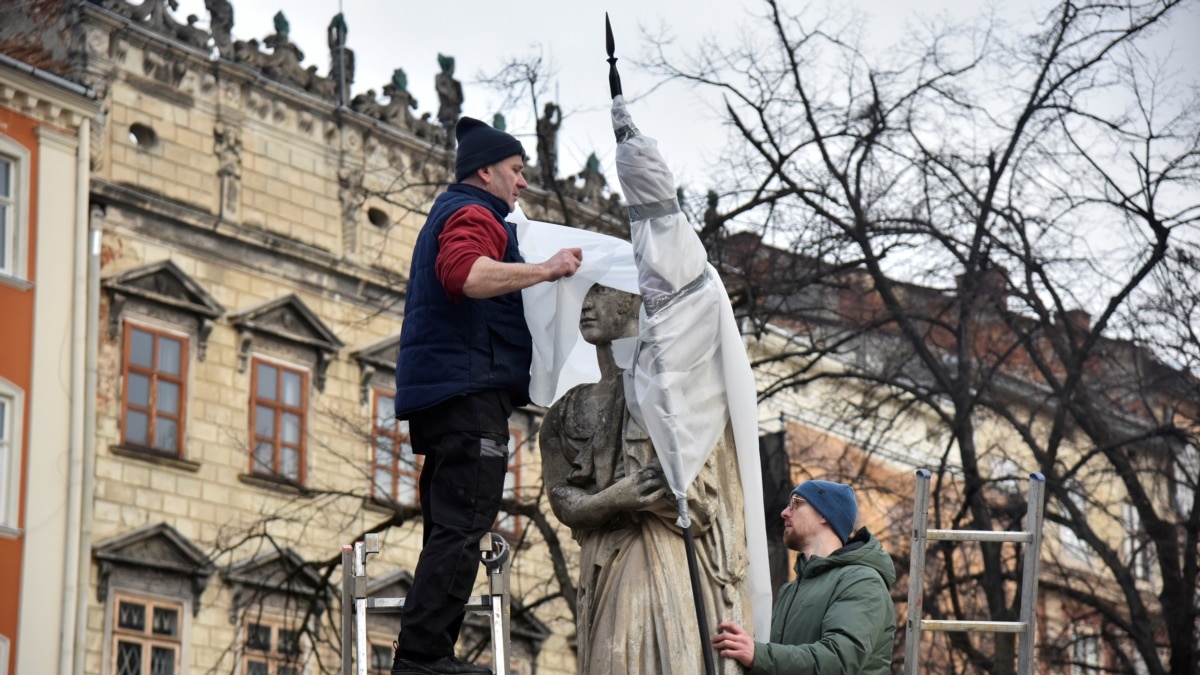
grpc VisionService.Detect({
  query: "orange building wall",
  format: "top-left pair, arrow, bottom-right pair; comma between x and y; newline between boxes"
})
0,106 -> 41,675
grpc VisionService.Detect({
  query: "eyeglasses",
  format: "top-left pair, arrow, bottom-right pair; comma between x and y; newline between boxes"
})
787,495 -> 809,512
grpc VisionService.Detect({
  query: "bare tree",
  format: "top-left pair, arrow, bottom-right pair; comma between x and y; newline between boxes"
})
648,1 -> 1200,673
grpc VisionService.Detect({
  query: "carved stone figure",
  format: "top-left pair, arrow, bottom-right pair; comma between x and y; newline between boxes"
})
382,69 -> 417,129
262,11 -> 307,89
213,122 -> 242,220
350,89 -> 385,119
435,53 -> 463,148
232,38 -> 264,70
205,0 -> 234,58
564,153 -> 608,205
540,284 -> 752,675
327,13 -> 355,105
536,101 -> 562,188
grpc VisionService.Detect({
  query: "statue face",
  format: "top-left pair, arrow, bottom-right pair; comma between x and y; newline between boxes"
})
579,285 -> 639,345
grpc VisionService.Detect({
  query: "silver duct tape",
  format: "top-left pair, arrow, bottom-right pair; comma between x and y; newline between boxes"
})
627,197 -> 681,223
642,267 -> 710,316
615,123 -> 640,143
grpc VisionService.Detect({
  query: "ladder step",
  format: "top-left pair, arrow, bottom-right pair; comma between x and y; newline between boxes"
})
921,620 -> 1027,633
926,529 -> 1032,543
366,596 -> 495,614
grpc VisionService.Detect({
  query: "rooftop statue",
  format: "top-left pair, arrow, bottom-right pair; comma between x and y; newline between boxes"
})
204,0 -> 234,58
382,68 -> 417,129
435,53 -> 463,148
327,13 -> 355,105
536,101 -> 562,188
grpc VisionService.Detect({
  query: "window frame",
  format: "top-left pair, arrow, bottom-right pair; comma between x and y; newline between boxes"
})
249,357 -> 309,485
120,322 -> 189,456
108,592 -> 184,675
0,138 -> 31,283
241,616 -> 305,675
0,379 -> 25,533
370,389 -> 419,507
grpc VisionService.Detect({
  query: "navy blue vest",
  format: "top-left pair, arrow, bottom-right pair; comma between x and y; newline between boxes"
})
393,184 -> 532,418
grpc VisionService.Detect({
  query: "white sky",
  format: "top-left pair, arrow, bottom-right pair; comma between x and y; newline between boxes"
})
172,0 -> 1199,197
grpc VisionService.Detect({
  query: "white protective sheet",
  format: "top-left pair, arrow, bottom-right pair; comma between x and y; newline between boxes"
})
515,95 -> 772,636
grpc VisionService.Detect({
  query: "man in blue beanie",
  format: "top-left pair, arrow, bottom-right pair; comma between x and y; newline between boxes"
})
392,117 -> 582,675
711,479 -> 897,674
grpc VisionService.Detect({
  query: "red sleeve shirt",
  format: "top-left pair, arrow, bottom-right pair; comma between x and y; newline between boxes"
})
435,204 -> 511,302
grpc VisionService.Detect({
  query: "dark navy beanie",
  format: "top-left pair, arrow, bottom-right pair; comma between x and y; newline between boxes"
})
454,116 -> 526,182
793,479 -> 858,544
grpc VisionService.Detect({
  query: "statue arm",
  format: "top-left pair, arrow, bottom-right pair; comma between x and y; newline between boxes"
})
541,417 -> 669,530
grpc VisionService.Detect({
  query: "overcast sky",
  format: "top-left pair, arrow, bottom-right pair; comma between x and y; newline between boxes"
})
172,0 -> 1199,196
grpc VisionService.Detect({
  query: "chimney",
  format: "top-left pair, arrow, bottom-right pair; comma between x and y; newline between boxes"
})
956,266 -> 1008,311
1057,309 -> 1091,335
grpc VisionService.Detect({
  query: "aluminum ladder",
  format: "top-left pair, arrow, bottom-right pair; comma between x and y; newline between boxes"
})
904,469 -> 1046,675
340,532 -> 512,675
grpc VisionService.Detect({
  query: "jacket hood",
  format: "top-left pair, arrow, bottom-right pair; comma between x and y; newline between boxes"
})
794,526 -> 897,589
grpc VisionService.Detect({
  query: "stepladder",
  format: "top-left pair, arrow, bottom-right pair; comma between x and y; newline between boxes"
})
340,532 -> 512,675
904,469 -> 1047,675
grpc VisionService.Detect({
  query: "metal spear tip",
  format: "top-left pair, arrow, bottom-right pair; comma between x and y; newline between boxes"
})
606,13 -> 615,58
605,13 -> 622,99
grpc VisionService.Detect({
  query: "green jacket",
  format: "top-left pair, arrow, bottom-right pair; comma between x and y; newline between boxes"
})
750,527 -> 897,675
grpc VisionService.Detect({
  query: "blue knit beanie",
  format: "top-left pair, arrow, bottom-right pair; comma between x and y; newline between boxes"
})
793,480 -> 858,544
454,116 -> 526,182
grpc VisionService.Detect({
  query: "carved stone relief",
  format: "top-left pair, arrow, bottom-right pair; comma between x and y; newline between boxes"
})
338,165 -> 365,255
213,121 -> 242,220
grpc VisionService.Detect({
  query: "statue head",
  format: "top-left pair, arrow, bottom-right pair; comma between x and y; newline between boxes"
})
492,112 -> 506,132
580,284 -> 640,345
273,11 -> 289,38
437,53 -> 455,75
391,68 -> 408,92
707,190 -> 719,208
329,13 -> 348,46
584,153 -> 601,175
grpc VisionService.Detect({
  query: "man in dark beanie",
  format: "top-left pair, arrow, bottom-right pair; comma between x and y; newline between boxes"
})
712,479 -> 896,674
392,117 -> 582,675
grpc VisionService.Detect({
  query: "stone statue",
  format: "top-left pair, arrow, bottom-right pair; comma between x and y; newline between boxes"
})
273,10 -> 289,40
204,0 -> 234,58
540,284 -> 752,675
350,89 -> 385,119
700,190 -> 722,244
327,13 -> 355,105
536,101 -> 562,188
382,69 -> 417,129
564,153 -> 608,205
435,53 -> 463,148
262,12 -> 307,89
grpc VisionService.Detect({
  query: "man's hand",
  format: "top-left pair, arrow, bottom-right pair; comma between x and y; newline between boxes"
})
539,247 -> 582,281
712,621 -> 755,668
461,248 -> 582,299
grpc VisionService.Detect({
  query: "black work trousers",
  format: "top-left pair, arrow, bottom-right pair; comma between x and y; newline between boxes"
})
394,390 -> 512,661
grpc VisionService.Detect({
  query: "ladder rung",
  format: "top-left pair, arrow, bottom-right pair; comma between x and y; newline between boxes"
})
366,596 -> 495,614
926,529 -> 1032,543
921,620 -> 1027,633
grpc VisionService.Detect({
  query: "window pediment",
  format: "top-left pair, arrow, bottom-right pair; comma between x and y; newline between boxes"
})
93,522 -> 214,615
103,259 -> 225,359
224,547 -> 332,618
351,334 -> 399,404
231,294 -> 344,390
